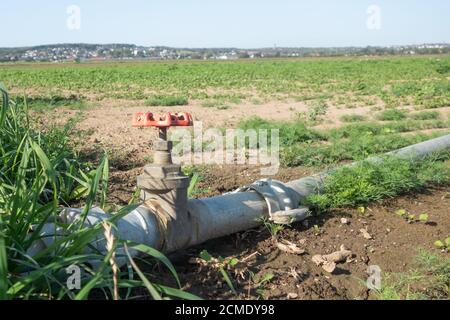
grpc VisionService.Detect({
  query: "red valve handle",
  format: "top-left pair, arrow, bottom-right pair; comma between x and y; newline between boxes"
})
132,112 -> 193,128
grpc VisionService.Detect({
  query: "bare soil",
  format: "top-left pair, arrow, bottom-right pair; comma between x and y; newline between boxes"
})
162,187 -> 449,300
36,99 -> 450,163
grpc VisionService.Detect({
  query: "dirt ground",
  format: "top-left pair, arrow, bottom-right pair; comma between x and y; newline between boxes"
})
37,99 -> 449,300
36,98 -> 450,163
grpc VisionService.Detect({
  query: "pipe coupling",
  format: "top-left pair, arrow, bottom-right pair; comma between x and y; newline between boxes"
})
232,178 -> 310,224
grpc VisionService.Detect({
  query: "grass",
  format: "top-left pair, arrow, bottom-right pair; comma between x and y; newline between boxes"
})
238,117 -> 450,167
305,152 -> 450,212
237,117 -> 323,146
340,114 -> 366,122
374,250 -> 449,300
0,86 -> 195,300
145,95 -> 188,106
13,94 -> 87,111
377,109 -> 407,121
410,111 -> 441,120
200,100 -> 230,110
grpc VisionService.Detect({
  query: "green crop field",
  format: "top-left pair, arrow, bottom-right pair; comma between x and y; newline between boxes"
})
1,55 -> 449,110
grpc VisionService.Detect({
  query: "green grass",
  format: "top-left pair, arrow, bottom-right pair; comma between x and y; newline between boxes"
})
377,109 -> 408,121
200,100 -> 230,110
374,250 -> 449,300
340,114 -> 366,122
238,117 -> 450,167
13,94 -> 87,111
145,95 -> 188,106
305,153 -> 450,212
238,117 -> 324,146
0,86 -> 195,300
410,111 -> 440,120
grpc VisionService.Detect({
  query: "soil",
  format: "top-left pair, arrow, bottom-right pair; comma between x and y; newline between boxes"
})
108,162 -> 449,300
160,186 -> 449,300
34,100 -> 450,164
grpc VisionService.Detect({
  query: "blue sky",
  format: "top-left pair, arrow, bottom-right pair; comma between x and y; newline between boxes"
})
1,0 -> 449,48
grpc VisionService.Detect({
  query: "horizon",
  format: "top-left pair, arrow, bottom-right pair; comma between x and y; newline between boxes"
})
1,1 -> 449,48
1,41 -> 450,50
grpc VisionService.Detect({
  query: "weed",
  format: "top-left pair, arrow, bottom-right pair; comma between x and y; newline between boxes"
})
377,109 -> 407,121
306,153 -> 450,212
14,94 -> 87,111
340,114 -> 366,122
0,86 -> 192,300
200,100 -> 230,110
410,111 -> 440,120
299,100 -> 329,122
374,250 -> 449,300
249,271 -> 274,299
418,213 -> 429,222
182,166 -> 209,198
145,95 -> 188,106
260,217 -> 284,239
199,250 -> 237,295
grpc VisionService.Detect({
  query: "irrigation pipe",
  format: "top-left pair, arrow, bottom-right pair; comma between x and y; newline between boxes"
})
28,134 -> 450,260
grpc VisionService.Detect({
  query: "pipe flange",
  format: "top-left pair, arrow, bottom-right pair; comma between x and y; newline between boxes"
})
232,178 -> 310,224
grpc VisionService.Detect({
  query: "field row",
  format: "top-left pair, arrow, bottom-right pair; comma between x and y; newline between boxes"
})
1,56 -> 449,111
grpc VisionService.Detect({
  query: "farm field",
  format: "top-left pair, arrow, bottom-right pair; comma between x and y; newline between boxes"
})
1,55 -> 449,300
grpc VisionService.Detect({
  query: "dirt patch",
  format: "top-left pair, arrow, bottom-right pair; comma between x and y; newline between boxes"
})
153,187 -> 449,300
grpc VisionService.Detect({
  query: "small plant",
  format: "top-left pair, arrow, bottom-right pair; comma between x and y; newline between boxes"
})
340,114 -> 366,123
394,209 -> 412,222
199,250 -> 237,294
248,271 -> 274,299
357,206 -> 369,216
145,95 -> 188,106
201,100 -> 230,110
418,213 -> 429,222
260,217 -> 284,239
410,111 -> 440,120
306,154 -> 450,212
434,237 -> 450,250
182,166 -> 208,198
301,100 -> 329,122
312,224 -> 321,234
377,109 -> 407,121
374,250 -> 449,300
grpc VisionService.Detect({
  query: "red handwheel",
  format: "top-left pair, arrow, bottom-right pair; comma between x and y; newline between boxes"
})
132,112 -> 193,128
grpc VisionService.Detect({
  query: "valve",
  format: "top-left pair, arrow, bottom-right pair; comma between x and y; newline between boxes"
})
132,112 -> 193,165
131,111 -> 193,252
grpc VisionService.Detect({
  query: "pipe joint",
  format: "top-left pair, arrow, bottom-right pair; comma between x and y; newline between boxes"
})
233,178 -> 310,224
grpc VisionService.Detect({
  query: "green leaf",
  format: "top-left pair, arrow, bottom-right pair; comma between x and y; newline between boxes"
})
156,284 -> 202,300
434,240 -> 445,249
124,244 -> 162,300
126,241 -> 181,288
219,267 -> 236,294
445,237 -> 450,248
228,258 -> 239,267
75,249 -> 116,300
0,215 -> 8,300
261,272 -> 274,283
199,250 -> 212,262
418,213 -> 428,222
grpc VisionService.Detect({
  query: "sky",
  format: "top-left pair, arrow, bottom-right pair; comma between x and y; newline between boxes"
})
1,0 -> 449,48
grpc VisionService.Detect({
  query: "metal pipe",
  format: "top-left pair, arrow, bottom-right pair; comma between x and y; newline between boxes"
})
29,134 -> 450,259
